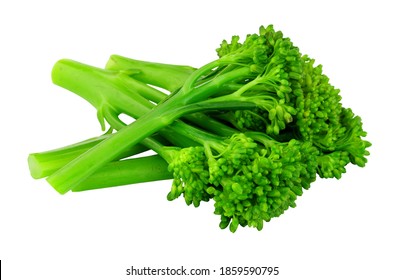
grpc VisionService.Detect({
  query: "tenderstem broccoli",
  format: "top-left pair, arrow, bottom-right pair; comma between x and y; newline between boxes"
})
28,25 -> 371,232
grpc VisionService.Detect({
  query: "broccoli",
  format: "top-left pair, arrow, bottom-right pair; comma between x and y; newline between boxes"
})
28,25 -> 371,232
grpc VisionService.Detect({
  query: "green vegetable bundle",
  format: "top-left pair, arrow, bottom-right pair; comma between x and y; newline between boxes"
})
28,25 -> 371,232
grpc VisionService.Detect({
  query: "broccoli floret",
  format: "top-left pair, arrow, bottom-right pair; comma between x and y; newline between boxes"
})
166,146 -> 211,207
140,121 -> 319,232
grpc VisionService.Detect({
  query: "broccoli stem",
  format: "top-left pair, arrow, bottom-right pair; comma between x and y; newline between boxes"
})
51,59 -> 154,120
28,126 -> 193,192
168,121 -> 226,151
28,134 -> 148,179
105,55 -> 196,93
104,55 -> 238,136
73,155 -> 172,192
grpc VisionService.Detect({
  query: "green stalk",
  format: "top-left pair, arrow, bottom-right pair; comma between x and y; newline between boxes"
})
104,57 -> 239,137
181,60 -> 221,93
73,155 -> 172,192
51,59 -> 154,122
184,114 -> 238,137
102,108 -> 201,149
28,134 -> 148,179
168,121 -> 227,152
105,55 -> 196,92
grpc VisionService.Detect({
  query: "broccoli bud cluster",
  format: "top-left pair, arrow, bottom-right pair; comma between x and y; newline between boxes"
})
161,25 -> 370,231
168,25 -> 369,231
216,25 -> 371,183
166,146 -> 211,207
165,132 -> 320,232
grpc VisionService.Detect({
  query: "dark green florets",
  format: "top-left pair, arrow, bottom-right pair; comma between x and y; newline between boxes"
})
189,133 -> 318,232
336,108 -> 371,167
217,25 -> 370,183
166,146 -> 211,207
317,151 -> 350,179
168,25 -> 370,231
222,108 -> 269,132
165,131 -> 320,232
217,33 -> 270,68
294,56 -> 371,178
216,35 -> 242,58
296,56 -> 343,143
216,25 -> 304,137
208,136 -> 319,232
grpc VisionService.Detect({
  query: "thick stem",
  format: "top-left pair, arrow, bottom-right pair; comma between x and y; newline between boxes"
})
118,76 -> 168,105
105,55 -> 196,92
73,155 -> 172,192
52,59 -> 154,119
28,134 -> 148,179
159,128 -> 200,148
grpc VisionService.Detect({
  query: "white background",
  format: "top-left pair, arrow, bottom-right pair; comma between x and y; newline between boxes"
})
1,0 -> 403,279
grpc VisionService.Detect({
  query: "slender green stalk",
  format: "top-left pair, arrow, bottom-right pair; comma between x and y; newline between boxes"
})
105,55 -> 196,92
181,60 -> 221,93
104,55 -> 239,137
28,134 -> 148,179
168,121 -> 225,147
73,155 -> 172,192
184,113 -> 237,137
